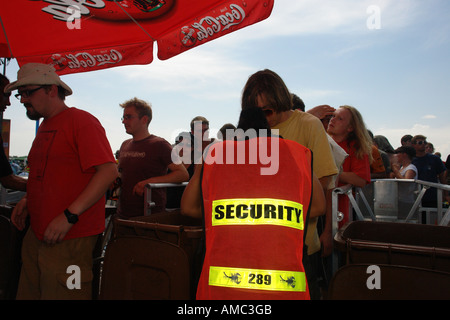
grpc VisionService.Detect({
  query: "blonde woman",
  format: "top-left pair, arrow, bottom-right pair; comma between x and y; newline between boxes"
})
327,105 -> 372,226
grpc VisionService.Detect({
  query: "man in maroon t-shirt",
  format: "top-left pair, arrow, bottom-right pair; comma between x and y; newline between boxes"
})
117,98 -> 189,218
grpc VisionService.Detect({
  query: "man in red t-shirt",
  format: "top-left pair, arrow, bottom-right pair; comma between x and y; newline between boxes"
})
6,63 -> 118,299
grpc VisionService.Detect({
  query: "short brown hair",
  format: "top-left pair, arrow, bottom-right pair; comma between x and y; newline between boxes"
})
411,135 -> 427,144
190,116 -> 209,132
120,97 -> 152,124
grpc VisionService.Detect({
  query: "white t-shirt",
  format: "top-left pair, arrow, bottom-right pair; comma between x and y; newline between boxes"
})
400,163 -> 418,179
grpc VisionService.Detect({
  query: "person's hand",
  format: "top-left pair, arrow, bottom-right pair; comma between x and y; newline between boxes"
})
391,162 -> 400,172
133,180 -> 148,196
307,105 -> 335,120
43,213 -> 74,245
11,196 -> 28,231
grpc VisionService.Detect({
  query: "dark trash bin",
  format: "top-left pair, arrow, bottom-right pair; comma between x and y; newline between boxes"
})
327,263 -> 450,300
334,221 -> 450,272
99,211 -> 203,300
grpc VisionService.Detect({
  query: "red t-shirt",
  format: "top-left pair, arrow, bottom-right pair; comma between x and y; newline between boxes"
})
337,140 -> 371,227
27,108 -> 115,240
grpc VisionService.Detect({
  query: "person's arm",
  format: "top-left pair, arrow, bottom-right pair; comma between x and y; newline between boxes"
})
43,162 -> 118,244
338,151 -> 371,188
338,171 -> 368,188
402,169 -> 416,179
390,161 -> 401,179
319,188 -> 334,257
181,164 -> 203,219
309,173 -> 326,218
0,174 -> 27,191
318,175 -> 331,191
307,105 -> 336,119
439,170 -> 446,185
445,170 -> 450,203
133,162 -> 189,196
11,195 -> 28,230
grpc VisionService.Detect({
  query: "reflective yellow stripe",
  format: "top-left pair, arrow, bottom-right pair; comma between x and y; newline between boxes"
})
212,198 -> 304,230
209,266 -> 307,292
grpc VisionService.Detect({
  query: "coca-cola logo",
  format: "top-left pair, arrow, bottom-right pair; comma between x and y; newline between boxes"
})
36,0 -> 174,22
38,0 -> 106,22
180,4 -> 246,47
47,49 -> 123,71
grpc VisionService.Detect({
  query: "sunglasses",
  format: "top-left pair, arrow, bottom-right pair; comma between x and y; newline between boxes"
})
262,108 -> 274,117
121,115 -> 139,121
413,141 -> 427,145
15,86 -> 45,100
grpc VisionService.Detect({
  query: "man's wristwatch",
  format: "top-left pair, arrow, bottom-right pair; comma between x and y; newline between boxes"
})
64,209 -> 79,224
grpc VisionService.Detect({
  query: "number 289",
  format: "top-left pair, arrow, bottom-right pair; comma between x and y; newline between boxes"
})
248,273 -> 271,285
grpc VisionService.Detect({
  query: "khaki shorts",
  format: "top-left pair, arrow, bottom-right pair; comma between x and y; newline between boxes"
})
16,229 -> 98,300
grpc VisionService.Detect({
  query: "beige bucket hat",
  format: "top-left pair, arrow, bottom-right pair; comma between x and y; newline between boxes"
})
4,63 -> 72,96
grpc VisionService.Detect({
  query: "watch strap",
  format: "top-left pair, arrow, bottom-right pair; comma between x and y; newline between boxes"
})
64,208 -> 79,224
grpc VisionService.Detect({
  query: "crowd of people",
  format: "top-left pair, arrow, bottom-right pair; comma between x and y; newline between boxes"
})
1,63 -> 449,300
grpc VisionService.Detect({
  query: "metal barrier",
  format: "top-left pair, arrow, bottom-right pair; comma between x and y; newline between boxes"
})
145,180 -> 449,277
147,179 -> 449,222
145,182 -> 189,215
414,180 -> 450,226
333,179 -> 450,228
355,179 -> 421,223
331,179 -> 450,274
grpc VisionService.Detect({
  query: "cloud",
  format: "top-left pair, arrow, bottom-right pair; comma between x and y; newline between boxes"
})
226,0 -> 421,40
299,89 -> 342,102
111,48 -> 252,101
106,0 -> 426,98
423,115 -> 437,119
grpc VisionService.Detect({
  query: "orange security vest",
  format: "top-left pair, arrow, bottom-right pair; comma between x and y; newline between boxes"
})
197,136 -> 312,300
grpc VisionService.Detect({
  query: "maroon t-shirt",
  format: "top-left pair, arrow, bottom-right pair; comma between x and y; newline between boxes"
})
117,135 -> 173,218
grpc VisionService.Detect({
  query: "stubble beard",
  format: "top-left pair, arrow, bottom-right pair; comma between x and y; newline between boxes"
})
25,103 -> 43,121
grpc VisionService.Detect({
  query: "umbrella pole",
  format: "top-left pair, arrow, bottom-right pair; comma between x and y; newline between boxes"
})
1,57 -> 5,138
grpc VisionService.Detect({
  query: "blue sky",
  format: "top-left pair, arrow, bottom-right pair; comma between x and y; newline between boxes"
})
3,0 -> 450,160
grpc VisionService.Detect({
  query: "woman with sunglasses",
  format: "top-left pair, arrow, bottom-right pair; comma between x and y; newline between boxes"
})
240,69 -> 338,300
181,107 -> 325,300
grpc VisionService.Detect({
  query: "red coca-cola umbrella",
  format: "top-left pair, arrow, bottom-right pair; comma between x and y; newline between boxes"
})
0,0 -> 274,75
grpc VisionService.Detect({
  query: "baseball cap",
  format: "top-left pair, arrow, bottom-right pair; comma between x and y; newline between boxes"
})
4,63 -> 72,96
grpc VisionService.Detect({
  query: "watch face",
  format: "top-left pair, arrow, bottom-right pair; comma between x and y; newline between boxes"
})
65,210 -> 78,224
